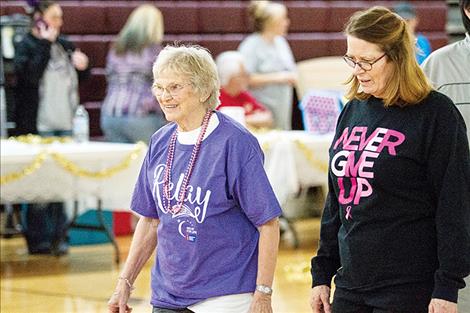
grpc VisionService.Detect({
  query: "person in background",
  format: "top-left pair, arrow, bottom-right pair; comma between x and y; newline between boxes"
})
216,51 -> 273,129
14,0 -> 89,136
100,4 -> 166,144
217,51 -> 300,249
422,0 -> 470,143
238,0 -> 297,130
310,6 -> 469,313
13,0 -> 90,255
107,45 -> 281,313
422,0 -> 470,310
393,1 -> 432,64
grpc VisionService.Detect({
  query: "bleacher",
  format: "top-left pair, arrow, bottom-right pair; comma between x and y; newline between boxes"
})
1,0 -> 448,137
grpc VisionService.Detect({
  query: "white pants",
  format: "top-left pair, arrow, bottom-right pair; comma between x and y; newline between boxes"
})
188,293 -> 253,313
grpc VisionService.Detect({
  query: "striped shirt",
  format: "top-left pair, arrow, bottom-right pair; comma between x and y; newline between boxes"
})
101,44 -> 162,117
422,33 -> 470,142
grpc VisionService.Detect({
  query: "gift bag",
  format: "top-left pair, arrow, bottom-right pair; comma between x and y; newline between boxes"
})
299,90 -> 343,134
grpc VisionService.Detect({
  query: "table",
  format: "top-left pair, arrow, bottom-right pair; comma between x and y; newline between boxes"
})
254,130 -> 333,216
1,131 -> 333,253
1,139 -> 147,262
1,140 -> 146,206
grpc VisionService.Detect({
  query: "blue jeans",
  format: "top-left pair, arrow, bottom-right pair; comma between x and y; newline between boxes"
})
24,130 -> 70,255
23,202 -> 68,255
101,114 -> 167,144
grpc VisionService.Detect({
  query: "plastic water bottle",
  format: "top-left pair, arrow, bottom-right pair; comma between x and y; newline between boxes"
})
73,105 -> 89,142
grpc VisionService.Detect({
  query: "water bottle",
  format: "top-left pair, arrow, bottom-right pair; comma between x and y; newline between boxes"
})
73,105 -> 89,142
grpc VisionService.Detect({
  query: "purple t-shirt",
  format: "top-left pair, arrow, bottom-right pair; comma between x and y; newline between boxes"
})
130,112 -> 282,308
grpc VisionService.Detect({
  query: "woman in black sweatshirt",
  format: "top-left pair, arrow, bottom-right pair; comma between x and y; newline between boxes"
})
310,6 -> 470,313
13,0 -> 90,256
14,0 -> 90,135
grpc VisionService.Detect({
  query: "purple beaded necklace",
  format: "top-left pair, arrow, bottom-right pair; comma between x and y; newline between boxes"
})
163,110 -> 213,214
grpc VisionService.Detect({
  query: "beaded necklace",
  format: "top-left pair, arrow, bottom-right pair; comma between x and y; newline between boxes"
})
163,110 -> 213,214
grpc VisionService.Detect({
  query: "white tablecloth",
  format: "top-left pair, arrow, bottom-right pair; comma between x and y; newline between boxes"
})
1,131 -> 332,214
0,140 -> 146,210
254,130 -> 333,207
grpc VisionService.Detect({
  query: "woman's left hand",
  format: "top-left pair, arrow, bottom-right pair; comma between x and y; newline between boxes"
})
428,298 -> 457,313
249,291 -> 272,313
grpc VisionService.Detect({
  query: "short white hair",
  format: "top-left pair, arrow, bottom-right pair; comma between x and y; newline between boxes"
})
215,51 -> 246,86
153,44 -> 220,110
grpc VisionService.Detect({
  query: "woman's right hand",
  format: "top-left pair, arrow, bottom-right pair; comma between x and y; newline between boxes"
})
107,283 -> 133,313
309,285 -> 332,313
38,24 -> 59,42
277,71 -> 297,85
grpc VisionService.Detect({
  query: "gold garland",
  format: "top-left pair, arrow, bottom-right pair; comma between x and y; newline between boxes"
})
0,152 -> 48,185
4,134 -> 325,181
10,134 -> 72,144
50,142 -> 146,179
294,140 -> 329,173
1,142 -> 146,184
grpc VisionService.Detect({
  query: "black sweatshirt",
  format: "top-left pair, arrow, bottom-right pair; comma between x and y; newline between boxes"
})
311,91 -> 470,303
13,33 -> 90,135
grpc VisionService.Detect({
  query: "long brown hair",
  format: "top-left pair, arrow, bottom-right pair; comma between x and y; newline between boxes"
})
344,6 -> 432,107
460,0 -> 470,33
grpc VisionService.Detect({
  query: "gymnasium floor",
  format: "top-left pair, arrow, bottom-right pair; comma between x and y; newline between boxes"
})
0,218 -> 321,313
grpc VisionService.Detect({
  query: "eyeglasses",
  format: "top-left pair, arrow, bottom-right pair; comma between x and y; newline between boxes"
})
343,53 -> 387,71
152,82 -> 191,97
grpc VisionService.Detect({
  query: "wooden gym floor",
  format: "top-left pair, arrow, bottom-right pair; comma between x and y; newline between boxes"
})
0,218 -> 321,313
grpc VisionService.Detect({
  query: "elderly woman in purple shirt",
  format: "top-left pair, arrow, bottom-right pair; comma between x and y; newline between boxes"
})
107,44 -> 281,313
100,4 -> 166,144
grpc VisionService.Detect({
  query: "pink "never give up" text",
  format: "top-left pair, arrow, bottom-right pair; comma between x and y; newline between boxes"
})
332,126 -> 405,205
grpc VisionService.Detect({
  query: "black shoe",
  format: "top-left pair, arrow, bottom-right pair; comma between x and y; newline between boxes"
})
52,241 -> 69,256
28,243 -> 52,255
